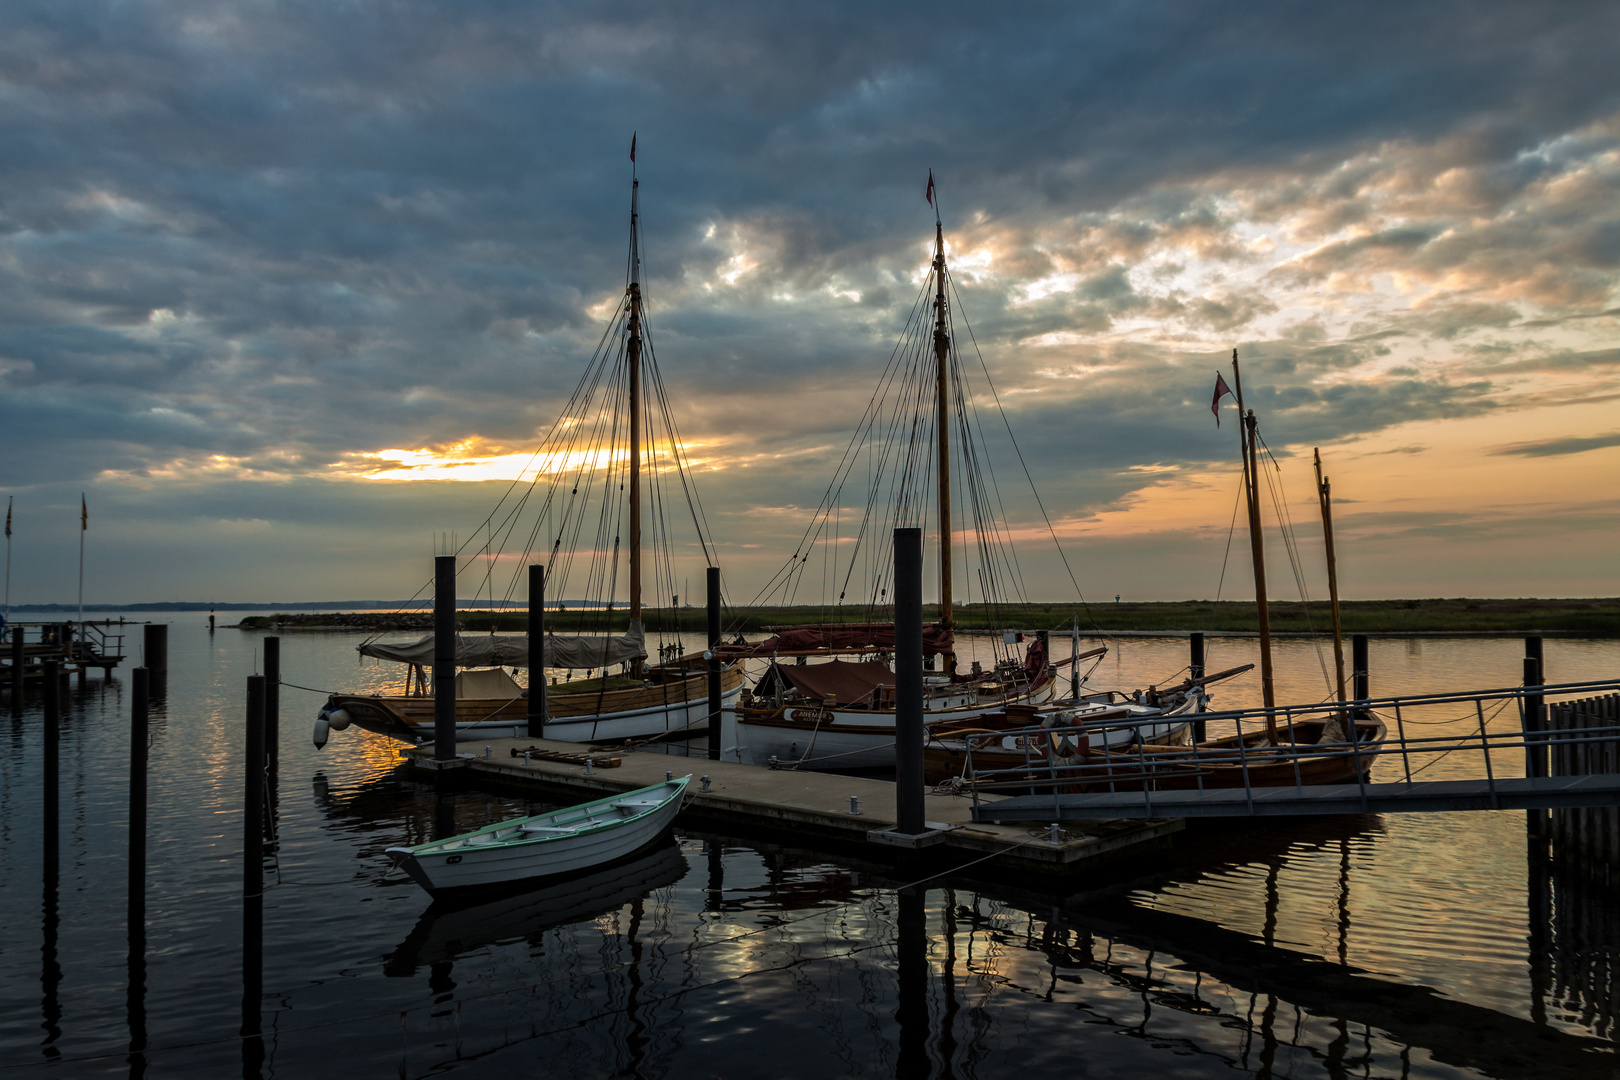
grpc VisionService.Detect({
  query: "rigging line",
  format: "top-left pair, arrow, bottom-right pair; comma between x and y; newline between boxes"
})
1254,433 -> 1331,694
1214,470 -> 1246,603
947,273 -> 1104,638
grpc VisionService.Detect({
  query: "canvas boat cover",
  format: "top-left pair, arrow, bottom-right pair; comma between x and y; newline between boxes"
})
454,667 -> 524,699
774,659 -> 896,705
358,621 -> 647,670
717,622 -> 952,658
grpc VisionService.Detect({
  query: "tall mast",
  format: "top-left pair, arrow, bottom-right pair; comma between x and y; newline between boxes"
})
932,196 -> 954,669
1231,350 -> 1278,740
627,164 -> 643,641
1314,448 -> 1347,703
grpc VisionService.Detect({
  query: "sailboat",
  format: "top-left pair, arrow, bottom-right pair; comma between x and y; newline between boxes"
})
317,150 -> 745,747
728,177 -> 1084,770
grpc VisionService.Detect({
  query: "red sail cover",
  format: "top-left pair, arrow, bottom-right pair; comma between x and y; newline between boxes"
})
719,622 -> 954,657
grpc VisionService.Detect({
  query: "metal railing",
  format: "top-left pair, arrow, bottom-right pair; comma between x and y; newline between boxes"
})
961,677 -> 1620,820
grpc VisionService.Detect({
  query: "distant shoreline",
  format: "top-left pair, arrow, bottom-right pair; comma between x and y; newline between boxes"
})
212,597 -> 1620,636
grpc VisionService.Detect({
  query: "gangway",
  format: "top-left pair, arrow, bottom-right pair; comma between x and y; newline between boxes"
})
967,679 -> 1620,822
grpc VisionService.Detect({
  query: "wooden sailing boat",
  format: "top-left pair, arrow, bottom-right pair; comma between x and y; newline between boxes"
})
318,151 -> 744,747
729,177 -> 1069,770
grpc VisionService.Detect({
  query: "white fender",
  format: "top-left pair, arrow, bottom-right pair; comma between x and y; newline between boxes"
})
326,708 -> 352,732
312,716 -> 330,750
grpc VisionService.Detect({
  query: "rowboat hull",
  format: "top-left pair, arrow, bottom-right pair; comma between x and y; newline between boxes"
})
387,776 -> 690,893
324,664 -> 746,744
737,675 -> 1058,770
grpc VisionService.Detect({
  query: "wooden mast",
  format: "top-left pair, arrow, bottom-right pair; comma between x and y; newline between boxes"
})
932,200 -> 955,671
1230,349 -> 1278,740
626,166 -> 644,673
1314,448 -> 1347,702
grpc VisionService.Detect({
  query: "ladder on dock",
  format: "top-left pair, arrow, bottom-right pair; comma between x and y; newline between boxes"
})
969,679 -> 1620,822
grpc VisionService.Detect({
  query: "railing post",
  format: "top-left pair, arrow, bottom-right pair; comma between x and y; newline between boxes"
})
1523,654 -> 1545,780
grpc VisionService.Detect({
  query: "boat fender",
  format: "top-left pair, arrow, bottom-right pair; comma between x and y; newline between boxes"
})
312,717 -> 330,750
327,708 -> 352,732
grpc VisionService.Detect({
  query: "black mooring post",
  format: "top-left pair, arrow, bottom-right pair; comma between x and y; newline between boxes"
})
10,626 -> 23,701
143,624 -> 168,696
894,886 -> 928,1080
129,666 -> 149,1071
894,527 -> 925,836
242,675 -> 266,1070
1190,632 -> 1207,742
44,660 -> 60,877
434,555 -> 457,761
1351,634 -> 1369,705
528,564 -> 546,739
263,636 -> 280,773
1523,655 -> 1546,781
1525,636 -> 1544,680
707,565 -> 722,762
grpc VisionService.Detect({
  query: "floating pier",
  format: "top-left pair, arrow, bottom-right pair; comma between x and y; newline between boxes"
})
400,736 -> 1182,878
2,621 -> 127,689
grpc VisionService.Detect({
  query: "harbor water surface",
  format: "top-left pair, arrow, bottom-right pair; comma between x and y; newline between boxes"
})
1,616 -> 1617,1078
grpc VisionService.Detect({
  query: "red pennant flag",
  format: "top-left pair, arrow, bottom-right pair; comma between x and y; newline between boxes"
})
629,132 -> 636,163
925,169 -> 934,206
81,494 -> 88,531
1211,372 -> 1233,426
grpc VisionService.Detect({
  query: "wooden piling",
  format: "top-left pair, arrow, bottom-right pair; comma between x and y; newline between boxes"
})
707,565 -> 722,762
263,636 -> 280,773
130,667 -> 148,927
894,527 -> 925,835
1190,632 -> 1207,741
528,564 -> 546,739
143,624 -> 167,695
895,886 -> 928,1076
9,627 -> 21,699
244,675 -> 265,895
433,555 -> 457,761
1524,656 -> 1546,780
43,659 -> 60,877
1352,634 -> 1369,702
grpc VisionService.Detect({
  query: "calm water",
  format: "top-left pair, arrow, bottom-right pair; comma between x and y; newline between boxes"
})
1,616 -> 1617,1078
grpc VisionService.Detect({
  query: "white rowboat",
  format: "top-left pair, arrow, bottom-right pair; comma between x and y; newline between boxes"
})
387,775 -> 691,893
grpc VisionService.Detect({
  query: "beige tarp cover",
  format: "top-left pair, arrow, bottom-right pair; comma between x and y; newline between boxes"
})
357,621 -> 646,670
454,667 -> 524,699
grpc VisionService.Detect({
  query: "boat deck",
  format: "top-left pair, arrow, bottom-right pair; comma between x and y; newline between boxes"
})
400,736 -> 1181,879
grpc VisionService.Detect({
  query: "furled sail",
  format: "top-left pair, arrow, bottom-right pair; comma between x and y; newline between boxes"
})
357,621 -> 647,669
715,622 -> 953,658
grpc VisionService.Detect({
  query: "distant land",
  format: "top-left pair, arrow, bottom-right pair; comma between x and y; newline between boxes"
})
212,597 -> 1620,636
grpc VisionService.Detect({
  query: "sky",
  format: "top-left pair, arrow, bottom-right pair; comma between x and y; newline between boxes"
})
3,0 -> 1619,607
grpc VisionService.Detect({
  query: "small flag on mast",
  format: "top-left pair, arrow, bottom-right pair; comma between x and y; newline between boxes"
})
81,494 -> 87,531
925,169 -> 934,206
1211,372 -> 1233,426
629,132 -> 636,163
5,496 -> 10,539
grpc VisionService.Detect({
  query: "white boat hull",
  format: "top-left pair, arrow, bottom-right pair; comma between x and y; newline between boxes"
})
738,679 -> 1057,770
387,776 -> 689,892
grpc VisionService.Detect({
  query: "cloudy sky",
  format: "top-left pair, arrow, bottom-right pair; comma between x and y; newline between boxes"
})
3,0 -> 1618,607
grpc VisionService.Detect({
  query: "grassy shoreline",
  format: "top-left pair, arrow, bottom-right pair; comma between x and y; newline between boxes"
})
234,597 -> 1620,636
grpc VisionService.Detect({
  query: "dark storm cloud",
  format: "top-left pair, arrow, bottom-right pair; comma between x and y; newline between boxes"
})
2,0 -> 1618,599
1491,431 -> 1620,458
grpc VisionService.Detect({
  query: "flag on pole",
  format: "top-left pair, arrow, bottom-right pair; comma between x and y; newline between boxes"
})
4,497 -> 9,539
925,169 -> 934,206
1211,372 -> 1233,426
81,494 -> 87,531
629,132 -> 636,163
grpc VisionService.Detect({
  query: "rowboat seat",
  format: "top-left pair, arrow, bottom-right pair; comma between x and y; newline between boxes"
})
612,799 -> 663,811
519,823 -> 583,836
465,833 -> 500,846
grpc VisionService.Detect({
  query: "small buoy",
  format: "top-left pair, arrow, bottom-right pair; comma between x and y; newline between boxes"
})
327,708 -> 352,732
312,717 -> 330,750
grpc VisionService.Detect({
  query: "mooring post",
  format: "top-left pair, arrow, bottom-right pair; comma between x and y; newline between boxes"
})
434,555 -> 457,761
130,667 -> 148,930
1069,615 -> 1081,699
1523,654 -> 1546,781
1351,634 -> 1369,706
143,624 -> 168,696
245,675 -> 265,895
44,659 -> 60,878
707,565 -> 722,762
9,626 -> 22,700
894,527 -> 925,835
263,636 -> 280,774
1190,632 -> 1207,742
528,564 -> 546,739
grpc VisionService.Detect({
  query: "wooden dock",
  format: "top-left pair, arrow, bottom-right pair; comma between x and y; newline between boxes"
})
401,737 -> 1182,878
3,620 -> 127,686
